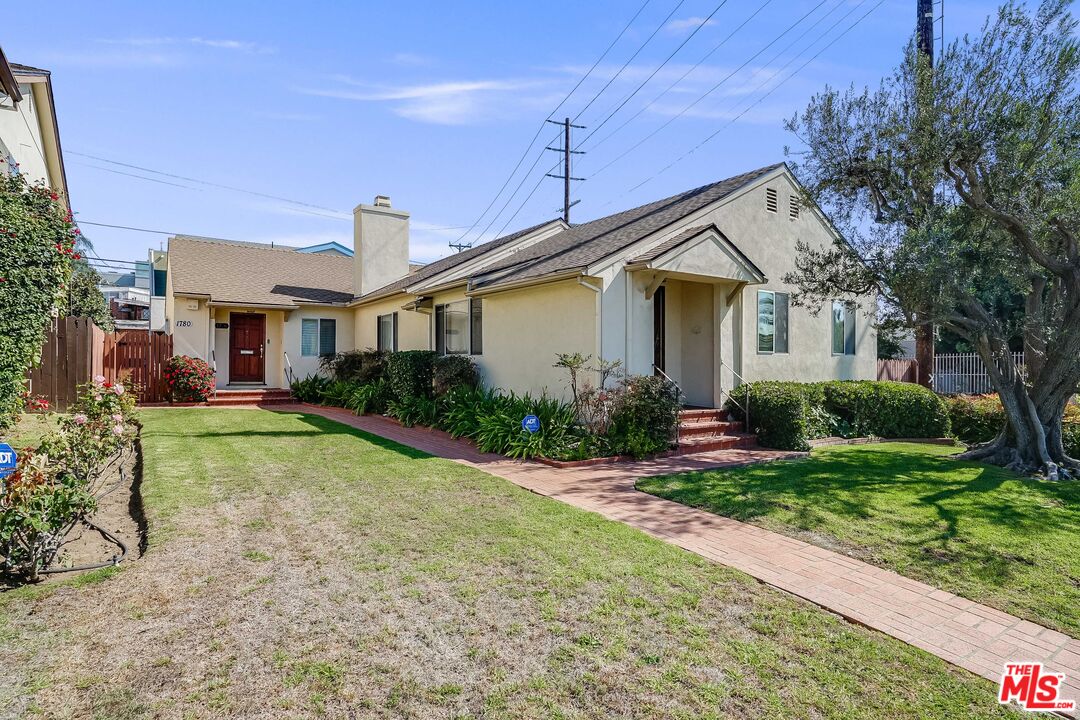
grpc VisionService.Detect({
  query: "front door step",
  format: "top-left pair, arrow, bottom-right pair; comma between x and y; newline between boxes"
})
676,408 -> 756,454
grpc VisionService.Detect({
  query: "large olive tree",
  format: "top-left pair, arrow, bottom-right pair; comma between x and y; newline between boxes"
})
784,0 -> 1080,478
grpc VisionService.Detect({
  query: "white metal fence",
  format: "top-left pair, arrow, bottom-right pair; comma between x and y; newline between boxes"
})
931,352 -> 1025,395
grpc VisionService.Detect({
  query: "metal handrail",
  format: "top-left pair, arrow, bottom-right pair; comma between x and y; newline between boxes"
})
717,357 -> 751,433
283,351 -> 294,386
653,364 -> 685,444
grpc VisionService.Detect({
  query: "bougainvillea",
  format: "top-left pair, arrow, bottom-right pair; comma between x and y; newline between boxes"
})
1,377 -> 137,580
0,172 -> 78,430
164,355 -> 216,402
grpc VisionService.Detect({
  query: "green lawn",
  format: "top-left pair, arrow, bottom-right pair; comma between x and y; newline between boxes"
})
0,410 -> 1017,719
639,442 -> 1080,637
1,412 -> 58,449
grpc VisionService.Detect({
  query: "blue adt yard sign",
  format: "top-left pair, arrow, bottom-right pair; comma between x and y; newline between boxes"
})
0,443 -> 16,480
521,415 -> 541,434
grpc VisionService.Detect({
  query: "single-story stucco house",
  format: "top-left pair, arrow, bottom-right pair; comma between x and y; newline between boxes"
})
164,162 -> 875,406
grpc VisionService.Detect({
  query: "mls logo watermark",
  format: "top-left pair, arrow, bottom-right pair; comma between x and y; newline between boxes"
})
998,663 -> 1075,712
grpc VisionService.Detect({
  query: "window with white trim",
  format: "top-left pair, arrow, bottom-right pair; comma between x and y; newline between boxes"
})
435,299 -> 482,355
757,290 -> 789,354
831,301 -> 856,355
302,318 -> 336,357
377,312 -> 397,352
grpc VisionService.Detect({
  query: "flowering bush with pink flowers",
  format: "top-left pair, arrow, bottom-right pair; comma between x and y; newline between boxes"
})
164,355 -> 215,402
1,377 -> 137,580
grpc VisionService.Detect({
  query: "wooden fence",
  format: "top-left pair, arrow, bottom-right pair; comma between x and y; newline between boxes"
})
27,317 -> 105,411
877,358 -> 919,384
102,330 -> 173,403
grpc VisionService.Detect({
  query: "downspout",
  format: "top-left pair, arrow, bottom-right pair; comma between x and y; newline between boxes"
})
578,277 -> 603,376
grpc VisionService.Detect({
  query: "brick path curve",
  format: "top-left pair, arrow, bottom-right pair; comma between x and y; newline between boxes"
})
283,404 -> 1080,710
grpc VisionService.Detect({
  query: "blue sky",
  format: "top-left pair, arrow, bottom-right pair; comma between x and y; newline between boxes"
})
6,0 -> 995,263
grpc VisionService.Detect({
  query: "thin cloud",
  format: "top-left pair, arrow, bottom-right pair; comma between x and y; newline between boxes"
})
665,16 -> 718,33
389,52 -> 432,67
95,36 -> 275,54
294,77 -> 546,125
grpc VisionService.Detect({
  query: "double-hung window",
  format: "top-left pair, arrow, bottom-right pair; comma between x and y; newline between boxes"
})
301,318 -> 337,357
831,301 -> 856,355
377,312 -> 398,352
434,298 -> 483,355
757,290 -> 789,354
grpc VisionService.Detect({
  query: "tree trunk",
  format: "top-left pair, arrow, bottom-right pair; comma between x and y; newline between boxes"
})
957,341 -> 1078,480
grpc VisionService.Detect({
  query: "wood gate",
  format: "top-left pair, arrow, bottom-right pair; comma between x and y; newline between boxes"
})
26,317 -> 105,411
102,330 -> 173,403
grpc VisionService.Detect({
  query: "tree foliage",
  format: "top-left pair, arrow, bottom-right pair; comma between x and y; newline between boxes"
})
784,0 -> 1080,478
0,173 -> 78,430
66,265 -> 114,332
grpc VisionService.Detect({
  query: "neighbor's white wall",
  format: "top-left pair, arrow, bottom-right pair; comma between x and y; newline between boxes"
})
0,82 -> 49,186
481,280 -> 597,401
283,306 -> 355,381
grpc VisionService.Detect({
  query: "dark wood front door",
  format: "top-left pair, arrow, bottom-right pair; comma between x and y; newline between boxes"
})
229,313 -> 265,383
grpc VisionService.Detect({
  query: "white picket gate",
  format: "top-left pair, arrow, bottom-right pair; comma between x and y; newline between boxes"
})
932,352 -> 1025,395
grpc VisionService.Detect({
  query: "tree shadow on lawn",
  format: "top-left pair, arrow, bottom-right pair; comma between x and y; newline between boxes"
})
638,446 -> 1080,584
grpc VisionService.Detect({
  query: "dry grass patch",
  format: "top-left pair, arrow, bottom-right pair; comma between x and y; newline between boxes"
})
0,409 -> 1018,719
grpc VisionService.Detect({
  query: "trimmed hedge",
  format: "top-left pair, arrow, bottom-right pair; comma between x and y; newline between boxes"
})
945,395 -> 1004,444
728,380 -> 950,451
433,355 -> 480,396
385,350 -> 437,401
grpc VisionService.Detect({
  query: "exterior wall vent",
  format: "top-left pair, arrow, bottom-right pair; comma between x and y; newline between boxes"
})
789,195 -> 800,220
765,187 -> 778,213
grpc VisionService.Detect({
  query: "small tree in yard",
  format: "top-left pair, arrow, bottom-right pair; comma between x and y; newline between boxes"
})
66,265 -> 114,332
784,0 -> 1080,478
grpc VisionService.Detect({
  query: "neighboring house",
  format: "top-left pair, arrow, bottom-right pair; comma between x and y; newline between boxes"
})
164,163 -> 876,402
0,49 -> 67,201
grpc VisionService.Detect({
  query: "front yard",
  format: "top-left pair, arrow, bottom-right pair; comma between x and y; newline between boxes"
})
639,442 -> 1080,637
0,410 -> 1015,718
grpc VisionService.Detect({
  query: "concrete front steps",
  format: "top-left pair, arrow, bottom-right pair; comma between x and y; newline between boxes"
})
676,408 -> 757,454
207,388 -> 294,406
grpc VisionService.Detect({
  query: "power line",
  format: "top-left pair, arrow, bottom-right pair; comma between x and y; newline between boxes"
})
586,0 -> 831,181
445,0 -> 654,250
577,1 -> 731,147
572,0 -> 687,123
582,0 -> 773,153
70,160 -> 204,191
67,150 -> 351,217
613,0 -> 885,202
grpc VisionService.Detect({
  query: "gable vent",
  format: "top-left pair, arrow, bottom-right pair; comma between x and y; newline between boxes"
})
789,195 -> 800,220
765,187 -> 778,213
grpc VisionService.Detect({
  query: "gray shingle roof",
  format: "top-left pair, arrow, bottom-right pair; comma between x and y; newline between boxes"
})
473,163 -> 784,289
169,235 -> 354,306
628,225 -> 711,263
357,219 -> 563,301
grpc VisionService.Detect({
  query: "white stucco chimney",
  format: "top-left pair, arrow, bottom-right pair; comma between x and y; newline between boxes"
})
354,195 -> 410,297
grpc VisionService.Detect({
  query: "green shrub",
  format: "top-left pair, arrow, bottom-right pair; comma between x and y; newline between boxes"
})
946,395 -> 1006,444
729,380 -> 950,451
0,173 -> 79,430
1064,423 -> 1080,458
346,379 -> 392,415
608,375 -> 681,458
387,395 -> 440,427
320,379 -> 360,407
290,374 -> 330,403
320,350 -> 387,384
728,381 -> 812,451
823,381 -> 949,439
472,393 -> 577,459
386,350 -> 437,401
433,355 -> 480,396
436,386 -> 495,438
164,355 -> 215,402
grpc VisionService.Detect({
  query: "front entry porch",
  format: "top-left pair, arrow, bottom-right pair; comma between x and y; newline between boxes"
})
627,224 -> 767,409
207,305 -> 288,390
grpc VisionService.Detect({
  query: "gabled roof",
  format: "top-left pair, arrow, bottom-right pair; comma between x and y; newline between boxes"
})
298,241 -> 353,257
169,235 -> 354,306
472,163 -> 784,289
356,219 -> 564,301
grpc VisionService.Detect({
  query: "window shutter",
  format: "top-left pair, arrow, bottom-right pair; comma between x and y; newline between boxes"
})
470,298 -> 483,355
434,305 -> 446,355
775,292 -> 789,353
319,319 -> 336,357
392,312 -> 398,352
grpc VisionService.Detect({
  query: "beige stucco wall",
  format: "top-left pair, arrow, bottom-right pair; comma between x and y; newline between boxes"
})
283,306 -> 355,381
0,81 -> 50,187
479,279 -> 598,401
168,296 -> 211,362
353,294 -> 430,351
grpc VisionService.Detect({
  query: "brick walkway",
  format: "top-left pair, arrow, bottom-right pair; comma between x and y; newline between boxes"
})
283,404 -> 1080,706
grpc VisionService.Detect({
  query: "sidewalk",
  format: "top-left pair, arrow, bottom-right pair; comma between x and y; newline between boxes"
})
284,403 -> 1080,706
